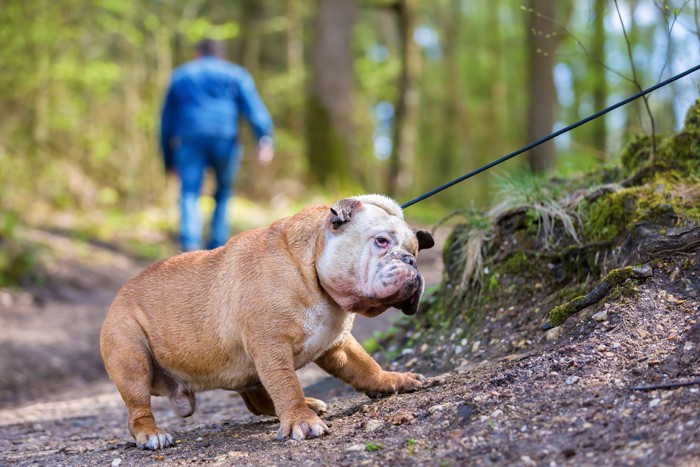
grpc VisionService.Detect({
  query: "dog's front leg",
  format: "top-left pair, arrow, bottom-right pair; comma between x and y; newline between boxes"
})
315,334 -> 423,397
248,341 -> 329,440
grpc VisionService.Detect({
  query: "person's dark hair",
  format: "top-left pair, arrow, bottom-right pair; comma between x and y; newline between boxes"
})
196,39 -> 224,57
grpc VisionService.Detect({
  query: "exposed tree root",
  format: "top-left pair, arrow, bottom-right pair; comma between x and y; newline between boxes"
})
631,226 -> 700,263
542,265 -> 653,330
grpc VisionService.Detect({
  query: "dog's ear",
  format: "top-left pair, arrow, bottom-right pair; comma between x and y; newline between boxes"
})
416,230 -> 434,251
329,199 -> 362,230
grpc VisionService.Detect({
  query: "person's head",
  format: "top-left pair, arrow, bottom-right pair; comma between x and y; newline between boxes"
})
196,39 -> 225,58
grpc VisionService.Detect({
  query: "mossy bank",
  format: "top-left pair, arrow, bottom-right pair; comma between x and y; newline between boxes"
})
378,99 -> 700,374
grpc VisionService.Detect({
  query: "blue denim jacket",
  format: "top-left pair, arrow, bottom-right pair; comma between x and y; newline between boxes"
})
159,56 -> 273,170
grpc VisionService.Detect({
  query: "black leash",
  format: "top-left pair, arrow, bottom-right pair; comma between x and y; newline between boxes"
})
401,63 -> 700,209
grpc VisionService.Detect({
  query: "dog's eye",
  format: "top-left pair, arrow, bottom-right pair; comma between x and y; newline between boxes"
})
374,236 -> 390,248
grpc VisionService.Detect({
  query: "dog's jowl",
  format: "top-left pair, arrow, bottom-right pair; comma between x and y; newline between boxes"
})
100,194 -> 433,449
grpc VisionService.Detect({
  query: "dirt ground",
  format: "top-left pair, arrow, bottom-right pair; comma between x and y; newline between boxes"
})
1,228 -> 699,466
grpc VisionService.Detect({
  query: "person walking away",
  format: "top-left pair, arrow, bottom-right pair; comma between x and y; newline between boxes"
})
160,39 -> 274,251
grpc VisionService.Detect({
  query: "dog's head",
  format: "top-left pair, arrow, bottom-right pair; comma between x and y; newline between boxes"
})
317,194 -> 434,317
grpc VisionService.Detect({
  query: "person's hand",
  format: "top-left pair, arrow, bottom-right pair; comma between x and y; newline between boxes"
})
256,141 -> 274,166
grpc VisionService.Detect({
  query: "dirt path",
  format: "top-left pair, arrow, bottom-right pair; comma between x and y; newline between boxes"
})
2,229 -> 699,465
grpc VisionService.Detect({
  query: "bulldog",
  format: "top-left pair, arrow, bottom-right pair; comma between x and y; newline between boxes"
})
100,194 -> 434,449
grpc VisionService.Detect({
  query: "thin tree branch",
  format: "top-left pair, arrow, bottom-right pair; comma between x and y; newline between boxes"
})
613,0 -> 657,156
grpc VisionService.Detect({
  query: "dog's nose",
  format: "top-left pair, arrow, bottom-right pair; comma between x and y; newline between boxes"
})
401,253 -> 416,268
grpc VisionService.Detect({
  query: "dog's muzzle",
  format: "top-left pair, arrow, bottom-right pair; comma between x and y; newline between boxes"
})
396,274 -> 424,316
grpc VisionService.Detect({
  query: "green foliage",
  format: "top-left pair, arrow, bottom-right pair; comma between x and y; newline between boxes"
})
362,326 -> 399,355
0,212 -> 43,287
407,437 -> 417,454
365,441 -> 384,452
0,0 -> 697,304
185,18 -> 239,43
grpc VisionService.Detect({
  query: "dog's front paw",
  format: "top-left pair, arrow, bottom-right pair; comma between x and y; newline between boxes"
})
365,371 -> 424,399
135,429 -> 175,450
277,407 -> 330,441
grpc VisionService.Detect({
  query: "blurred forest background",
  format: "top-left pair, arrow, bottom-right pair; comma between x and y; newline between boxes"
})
1,0 -> 699,281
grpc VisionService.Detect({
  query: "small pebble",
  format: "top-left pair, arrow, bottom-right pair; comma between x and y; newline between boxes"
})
592,310 -> 608,322
111,459 -> 122,467
364,419 -> 384,432
428,403 -> 454,414
546,326 -> 564,341
566,376 -> 580,385
649,398 -> 661,408
490,409 -> 503,418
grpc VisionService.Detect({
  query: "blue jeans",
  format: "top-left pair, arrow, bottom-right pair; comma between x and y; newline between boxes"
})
174,136 -> 240,251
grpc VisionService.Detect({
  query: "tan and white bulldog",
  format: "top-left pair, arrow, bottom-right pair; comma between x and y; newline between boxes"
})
100,194 -> 434,449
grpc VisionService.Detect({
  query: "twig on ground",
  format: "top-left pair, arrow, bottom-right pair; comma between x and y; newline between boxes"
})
631,378 -> 700,391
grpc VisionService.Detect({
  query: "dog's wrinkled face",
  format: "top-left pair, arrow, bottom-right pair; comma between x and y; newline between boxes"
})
317,195 -> 434,317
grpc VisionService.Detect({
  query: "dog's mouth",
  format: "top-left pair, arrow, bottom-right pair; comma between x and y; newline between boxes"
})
396,274 -> 424,316
350,270 -> 424,318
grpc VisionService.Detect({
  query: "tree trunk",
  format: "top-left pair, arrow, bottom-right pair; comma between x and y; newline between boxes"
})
387,0 -> 421,197
286,0 -> 305,137
526,0 -> 557,173
590,0 -> 607,156
237,0 -> 263,75
436,0 -> 462,183
307,0 -> 358,189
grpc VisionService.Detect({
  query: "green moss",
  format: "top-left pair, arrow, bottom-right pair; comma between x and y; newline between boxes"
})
682,258 -> 695,270
582,192 -> 629,242
606,280 -> 640,301
602,266 -> 640,284
549,296 -> 585,326
621,134 -> 655,173
659,99 -> 700,174
500,251 -> 531,275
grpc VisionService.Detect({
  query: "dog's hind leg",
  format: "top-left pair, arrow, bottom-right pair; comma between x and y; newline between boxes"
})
239,386 -> 276,416
240,386 -> 327,417
100,310 -> 175,450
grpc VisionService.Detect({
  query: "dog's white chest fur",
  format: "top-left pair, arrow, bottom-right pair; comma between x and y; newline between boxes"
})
296,304 -> 354,367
